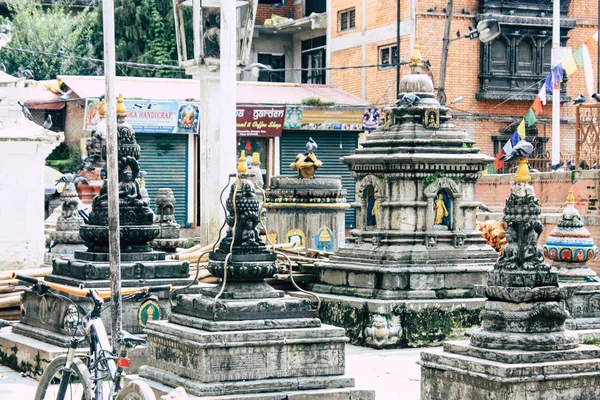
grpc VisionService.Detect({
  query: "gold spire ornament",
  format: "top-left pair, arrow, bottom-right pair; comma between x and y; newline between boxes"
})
566,188 -> 575,205
514,158 -> 532,183
116,93 -> 127,117
99,99 -> 107,118
410,39 -> 423,74
237,151 -> 248,173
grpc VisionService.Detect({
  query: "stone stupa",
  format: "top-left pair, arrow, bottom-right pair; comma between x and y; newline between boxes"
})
420,160 -> 600,399
544,188 -> 600,331
307,42 -> 497,347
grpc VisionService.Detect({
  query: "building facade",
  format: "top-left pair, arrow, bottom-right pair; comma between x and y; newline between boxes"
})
327,0 -> 598,164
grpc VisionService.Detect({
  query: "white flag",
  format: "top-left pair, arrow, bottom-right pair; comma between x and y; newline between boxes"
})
503,139 -> 513,155
538,85 -> 547,105
583,43 -> 595,98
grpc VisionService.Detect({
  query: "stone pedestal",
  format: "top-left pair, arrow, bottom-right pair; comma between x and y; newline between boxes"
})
420,341 -> 600,400
0,83 -> 63,270
149,188 -> 189,253
264,176 -> 349,252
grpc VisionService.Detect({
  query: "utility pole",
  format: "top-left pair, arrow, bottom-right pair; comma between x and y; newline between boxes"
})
551,0 -> 560,166
396,0 -> 401,99
102,0 -> 122,352
437,0 -> 454,104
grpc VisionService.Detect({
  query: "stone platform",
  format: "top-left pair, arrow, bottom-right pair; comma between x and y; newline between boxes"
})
136,319 -> 373,399
420,340 -> 600,399
293,291 -> 485,348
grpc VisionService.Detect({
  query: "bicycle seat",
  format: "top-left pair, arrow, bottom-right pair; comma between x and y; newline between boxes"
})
117,331 -> 147,347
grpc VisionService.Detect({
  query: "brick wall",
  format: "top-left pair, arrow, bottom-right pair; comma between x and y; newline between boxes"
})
256,2 -> 294,25
328,0 -> 599,161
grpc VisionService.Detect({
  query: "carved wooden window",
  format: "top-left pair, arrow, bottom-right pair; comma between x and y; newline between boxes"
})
339,8 -> 355,32
490,39 -> 509,73
516,39 -> 534,74
542,40 -> 552,73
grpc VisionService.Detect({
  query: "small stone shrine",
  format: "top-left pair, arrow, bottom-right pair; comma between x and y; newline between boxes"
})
307,42 -> 497,347
13,95 -> 192,347
420,161 -> 600,399
46,175 -> 88,262
149,188 -> 189,253
133,158 -> 373,399
264,140 -> 349,252
543,188 -> 600,331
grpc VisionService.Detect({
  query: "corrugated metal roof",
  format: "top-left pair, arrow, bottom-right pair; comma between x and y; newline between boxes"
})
58,75 -> 367,106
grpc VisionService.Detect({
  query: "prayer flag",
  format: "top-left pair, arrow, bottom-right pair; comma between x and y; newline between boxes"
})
493,151 -> 504,173
532,96 -> 543,116
517,119 -> 526,139
510,131 -> 520,146
545,74 -> 554,94
594,31 -> 598,41
552,64 -> 563,89
573,46 -> 585,67
538,85 -> 547,105
583,38 -> 595,98
562,53 -> 578,77
524,107 -> 537,126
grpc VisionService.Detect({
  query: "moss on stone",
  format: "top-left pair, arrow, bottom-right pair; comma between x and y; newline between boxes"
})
318,301 -> 370,345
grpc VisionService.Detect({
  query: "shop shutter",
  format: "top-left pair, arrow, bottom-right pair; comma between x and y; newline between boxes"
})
280,130 -> 358,228
136,133 -> 189,227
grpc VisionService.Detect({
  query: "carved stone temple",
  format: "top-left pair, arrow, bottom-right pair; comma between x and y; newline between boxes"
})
13,95 -> 192,348
133,164 -> 373,399
543,188 -> 600,332
420,161 -> 600,399
308,43 -> 497,348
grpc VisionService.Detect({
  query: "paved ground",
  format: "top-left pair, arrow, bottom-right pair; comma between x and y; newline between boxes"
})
0,344 -> 440,400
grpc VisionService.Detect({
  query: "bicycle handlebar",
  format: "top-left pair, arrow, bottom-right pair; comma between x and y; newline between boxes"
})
12,273 -> 173,299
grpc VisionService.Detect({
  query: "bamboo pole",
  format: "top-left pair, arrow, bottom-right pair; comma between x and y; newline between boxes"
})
0,296 -> 21,308
0,267 -> 51,280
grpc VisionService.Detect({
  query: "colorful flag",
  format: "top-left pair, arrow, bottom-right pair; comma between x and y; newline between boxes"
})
552,64 -> 563,89
538,85 -> 547,105
493,151 -> 504,173
532,96 -> 543,116
545,74 -> 554,94
503,131 -> 520,155
594,31 -> 598,41
524,108 -> 537,126
517,119 -> 526,139
562,53 -> 578,77
583,38 -> 595,98
573,46 -> 585,67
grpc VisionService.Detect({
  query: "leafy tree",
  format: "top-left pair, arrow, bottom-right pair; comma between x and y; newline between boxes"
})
91,0 -> 183,78
0,0 -> 99,80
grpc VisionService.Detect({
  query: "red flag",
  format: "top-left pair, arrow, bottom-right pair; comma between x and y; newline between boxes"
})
493,150 -> 504,172
532,96 -> 543,116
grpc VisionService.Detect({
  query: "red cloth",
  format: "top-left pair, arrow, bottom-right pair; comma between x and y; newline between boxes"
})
493,150 -> 504,172
532,96 -> 543,116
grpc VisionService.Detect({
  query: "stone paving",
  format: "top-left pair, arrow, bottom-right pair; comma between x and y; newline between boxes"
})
0,343 -> 440,400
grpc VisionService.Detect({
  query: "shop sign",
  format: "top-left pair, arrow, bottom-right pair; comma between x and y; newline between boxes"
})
283,106 -> 364,130
84,98 -> 201,134
236,106 -> 285,137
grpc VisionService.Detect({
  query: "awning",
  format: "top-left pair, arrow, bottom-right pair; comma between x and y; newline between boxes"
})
24,84 -> 65,110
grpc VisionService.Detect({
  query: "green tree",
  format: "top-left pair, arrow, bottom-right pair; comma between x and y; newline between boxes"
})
0,0 -> 99,80
92,0 -> 183,78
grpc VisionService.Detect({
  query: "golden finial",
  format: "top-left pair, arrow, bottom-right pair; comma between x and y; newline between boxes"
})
514,158 -> 531,183
566,188 -> 575,205
410,39 -> 423,74
140,176 -> 146,187
116,93 -> 127,117
251,152 -> 260,167
99,99 -> 106,118
237,151 -> 248,173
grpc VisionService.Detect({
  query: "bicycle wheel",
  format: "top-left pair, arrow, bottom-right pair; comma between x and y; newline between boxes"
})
115,380 -> 156,400
35,355 -> 93,400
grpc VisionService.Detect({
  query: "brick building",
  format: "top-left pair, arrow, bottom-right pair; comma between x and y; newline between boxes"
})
326,0 -> 599,164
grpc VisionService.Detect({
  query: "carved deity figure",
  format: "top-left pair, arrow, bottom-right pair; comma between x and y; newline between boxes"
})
499,226 -> 519,269
364,315 -> 401,348
434,193 -> 449,225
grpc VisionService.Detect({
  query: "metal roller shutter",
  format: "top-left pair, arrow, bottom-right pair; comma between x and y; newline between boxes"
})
280,130 -> 358,228
136,133 -> 189,227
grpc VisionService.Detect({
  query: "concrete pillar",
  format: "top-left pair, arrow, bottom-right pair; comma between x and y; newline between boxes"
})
0,85 -> 63,270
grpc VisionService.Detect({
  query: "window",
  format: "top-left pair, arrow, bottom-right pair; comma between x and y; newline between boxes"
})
490,39 -> 509,73
338,8 -> 355,32
516,40 -> 534,74
379,44 -> 398,69
301,36 -> 326,84
257,53 -> 285,82
305,0 -> 326,15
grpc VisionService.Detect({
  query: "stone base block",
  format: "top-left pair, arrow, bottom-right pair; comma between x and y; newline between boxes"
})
143,320 -> 348,383
16,284 -> 205,346
0,327 -> 148,379
291,291 -> 485,348
564,283 -> 600,331
420,341 -> 600,400
130,372 -> 374,399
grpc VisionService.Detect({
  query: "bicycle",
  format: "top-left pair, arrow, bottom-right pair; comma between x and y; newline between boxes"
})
13,273 -> 170,400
